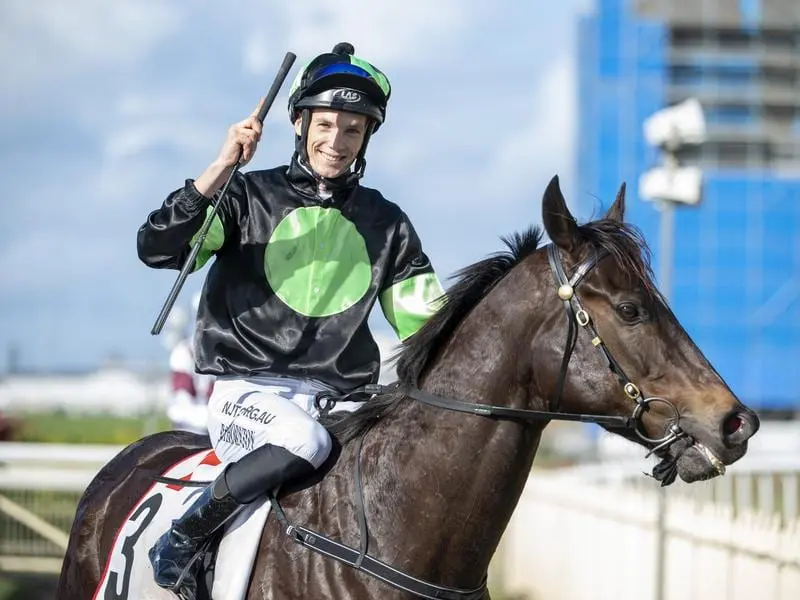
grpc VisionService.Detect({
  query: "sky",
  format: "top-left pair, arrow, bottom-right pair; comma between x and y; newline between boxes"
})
0,0 -> 594,373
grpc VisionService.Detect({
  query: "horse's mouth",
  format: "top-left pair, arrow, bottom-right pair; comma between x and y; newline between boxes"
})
692,441 -> 726,475
650,436 -> 728,486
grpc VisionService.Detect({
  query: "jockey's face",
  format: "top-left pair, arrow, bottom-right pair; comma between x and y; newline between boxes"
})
294,109 -> 369,179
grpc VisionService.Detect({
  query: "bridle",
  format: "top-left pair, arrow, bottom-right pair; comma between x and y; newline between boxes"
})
545,243 -> 685,454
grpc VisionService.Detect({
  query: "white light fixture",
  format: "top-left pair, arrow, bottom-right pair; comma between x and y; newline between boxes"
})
640,97 -> 706,206
639,166 -> 703,205
643,97 -> 707,148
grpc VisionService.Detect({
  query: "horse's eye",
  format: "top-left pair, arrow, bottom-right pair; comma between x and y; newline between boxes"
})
617,302 -> 640,322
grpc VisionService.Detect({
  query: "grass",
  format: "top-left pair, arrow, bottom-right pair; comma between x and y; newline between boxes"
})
0,575 -> 58,600
9,410 -> 171,444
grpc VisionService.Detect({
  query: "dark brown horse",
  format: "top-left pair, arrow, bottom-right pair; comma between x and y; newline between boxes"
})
57,176 -> 759,599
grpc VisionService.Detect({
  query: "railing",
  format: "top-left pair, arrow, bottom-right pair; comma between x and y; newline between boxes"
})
492,454 -> 800,600
0,443 -> 122,574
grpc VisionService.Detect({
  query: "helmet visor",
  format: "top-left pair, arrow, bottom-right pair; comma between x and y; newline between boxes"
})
307,61 -> 390,101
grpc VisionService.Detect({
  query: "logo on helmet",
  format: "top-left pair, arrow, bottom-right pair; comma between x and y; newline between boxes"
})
333,89 -> 362,103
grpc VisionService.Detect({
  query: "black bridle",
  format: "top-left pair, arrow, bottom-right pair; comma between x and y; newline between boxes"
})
544,243 -> 685,452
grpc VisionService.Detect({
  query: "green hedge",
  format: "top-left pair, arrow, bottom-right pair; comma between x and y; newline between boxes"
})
10,411 -> 171,444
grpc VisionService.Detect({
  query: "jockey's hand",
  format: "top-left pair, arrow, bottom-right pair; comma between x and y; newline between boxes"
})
215,97 -> 266,168
195,98 -> 267,198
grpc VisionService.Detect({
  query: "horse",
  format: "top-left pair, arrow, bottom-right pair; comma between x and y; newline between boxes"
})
57,176 -> 760,599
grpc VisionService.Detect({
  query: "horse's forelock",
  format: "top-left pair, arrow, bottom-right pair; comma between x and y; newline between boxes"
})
577,219 -> 658,297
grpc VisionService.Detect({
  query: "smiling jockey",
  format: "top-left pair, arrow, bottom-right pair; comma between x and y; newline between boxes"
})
136,42 -> 445,597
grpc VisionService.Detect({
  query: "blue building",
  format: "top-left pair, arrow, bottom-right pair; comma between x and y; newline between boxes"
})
577,0 -> 800,413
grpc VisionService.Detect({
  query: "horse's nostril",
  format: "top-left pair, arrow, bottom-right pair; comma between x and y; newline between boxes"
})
723,414 -> 744,437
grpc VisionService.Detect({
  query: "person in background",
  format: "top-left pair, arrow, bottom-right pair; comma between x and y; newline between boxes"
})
162,293 -> 213,435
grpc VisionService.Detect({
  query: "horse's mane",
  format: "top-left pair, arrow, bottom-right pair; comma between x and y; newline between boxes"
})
322,217 -> 654,444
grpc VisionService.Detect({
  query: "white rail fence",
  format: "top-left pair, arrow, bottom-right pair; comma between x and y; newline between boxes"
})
494,457 -> 800,600
0,443 -> 121,574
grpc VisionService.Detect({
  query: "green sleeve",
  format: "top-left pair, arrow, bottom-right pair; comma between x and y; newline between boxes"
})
190,206 -> 226,271
380,272 -> 446,340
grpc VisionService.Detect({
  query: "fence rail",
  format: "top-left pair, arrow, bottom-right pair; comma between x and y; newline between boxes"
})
494,456 -> 800,600
0,443 -> 120,574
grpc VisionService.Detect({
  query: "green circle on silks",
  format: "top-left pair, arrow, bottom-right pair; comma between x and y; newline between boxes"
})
264,206 -> 372,317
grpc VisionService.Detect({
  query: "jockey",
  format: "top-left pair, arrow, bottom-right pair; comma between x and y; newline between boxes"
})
137,42 -> 445,596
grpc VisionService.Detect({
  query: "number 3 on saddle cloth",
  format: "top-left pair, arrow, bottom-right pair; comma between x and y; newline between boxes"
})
93,449 -> 267,600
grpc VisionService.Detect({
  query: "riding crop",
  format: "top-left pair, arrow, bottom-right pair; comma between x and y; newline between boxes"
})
150,51 -> 297,335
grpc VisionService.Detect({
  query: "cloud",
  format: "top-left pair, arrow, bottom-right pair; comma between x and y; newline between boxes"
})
357,52 -> 577,281
0,1 -> 181,97
482,53 -> 576,200
101,91 -> 224,164
241,0 -> 475,77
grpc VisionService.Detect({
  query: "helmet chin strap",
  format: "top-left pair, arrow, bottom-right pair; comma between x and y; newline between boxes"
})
352,123 -> 374,178
295,109 -> 312,165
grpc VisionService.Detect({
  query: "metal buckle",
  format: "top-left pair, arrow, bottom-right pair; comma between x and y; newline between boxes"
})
575,309 -> 590,327
623,382 -> 641,399
313,392 -> 337,415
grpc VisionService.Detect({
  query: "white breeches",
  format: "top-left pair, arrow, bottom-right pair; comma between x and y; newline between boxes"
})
207,375 -> 336,468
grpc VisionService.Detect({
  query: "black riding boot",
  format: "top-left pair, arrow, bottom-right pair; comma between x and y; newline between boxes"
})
149,444 -> 315,598
149,472 -> 242,598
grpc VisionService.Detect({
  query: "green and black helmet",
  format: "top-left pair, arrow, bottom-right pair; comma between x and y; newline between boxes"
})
288,42 -> 392,132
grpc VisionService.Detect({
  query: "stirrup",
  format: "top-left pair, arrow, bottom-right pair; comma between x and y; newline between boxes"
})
169,536 -> 215,598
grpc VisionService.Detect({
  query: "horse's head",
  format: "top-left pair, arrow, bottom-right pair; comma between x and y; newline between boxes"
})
536,175 -> 759,484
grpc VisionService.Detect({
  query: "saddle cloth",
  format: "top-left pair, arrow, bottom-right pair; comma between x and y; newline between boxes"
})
92,449 -> 271,600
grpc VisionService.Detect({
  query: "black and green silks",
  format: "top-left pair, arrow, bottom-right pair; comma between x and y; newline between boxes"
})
137,157 -> 444,392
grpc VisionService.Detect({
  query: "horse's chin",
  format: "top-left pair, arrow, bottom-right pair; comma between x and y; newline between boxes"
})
650,437 -> 728,486
675,442 -> 727,483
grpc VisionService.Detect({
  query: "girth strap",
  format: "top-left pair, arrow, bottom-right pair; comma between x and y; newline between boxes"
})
268,432 -> 488,600
278,523 -> 487,600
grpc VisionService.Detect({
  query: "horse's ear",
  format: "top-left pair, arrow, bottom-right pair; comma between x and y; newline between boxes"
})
605,182 -> 626,223
542,175 -> 579,251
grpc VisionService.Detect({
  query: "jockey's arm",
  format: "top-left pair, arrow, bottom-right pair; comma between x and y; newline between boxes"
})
379,214 -> 446,341
136,175 -> 241,272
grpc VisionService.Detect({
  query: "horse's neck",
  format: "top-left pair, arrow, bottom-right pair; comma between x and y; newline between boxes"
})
373,260 -> 551,585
